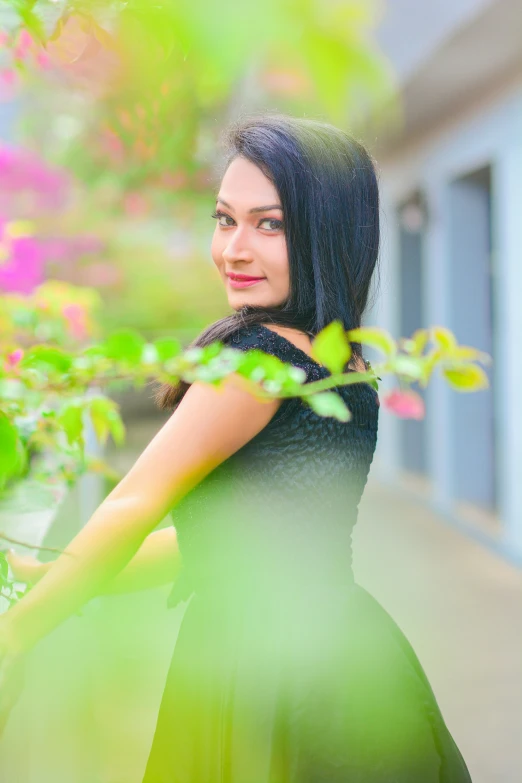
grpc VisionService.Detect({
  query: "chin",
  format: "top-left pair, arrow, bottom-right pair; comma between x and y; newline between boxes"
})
228,294 -> 279,311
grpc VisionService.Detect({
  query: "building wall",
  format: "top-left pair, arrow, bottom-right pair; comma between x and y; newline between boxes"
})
375,0 -> 495,81
371,75 -> 522,564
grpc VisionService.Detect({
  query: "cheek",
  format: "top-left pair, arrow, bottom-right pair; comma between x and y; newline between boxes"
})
210,231 -> 223,270
269,239 -> 289,286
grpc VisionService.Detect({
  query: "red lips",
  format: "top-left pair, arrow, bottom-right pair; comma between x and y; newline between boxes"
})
227,273 -> 266,282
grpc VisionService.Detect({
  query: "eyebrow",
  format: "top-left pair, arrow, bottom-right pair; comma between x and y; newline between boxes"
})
216,197 -> 283,214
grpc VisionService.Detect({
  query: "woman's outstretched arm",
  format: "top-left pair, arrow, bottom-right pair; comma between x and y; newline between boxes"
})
7,527 -> 181,596
0,372 -> 282,657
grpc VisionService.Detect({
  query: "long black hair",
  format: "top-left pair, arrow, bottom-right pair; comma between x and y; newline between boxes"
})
155,112 -> 381,410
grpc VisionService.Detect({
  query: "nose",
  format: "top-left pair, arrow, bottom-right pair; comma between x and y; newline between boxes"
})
221,224 -> 254,265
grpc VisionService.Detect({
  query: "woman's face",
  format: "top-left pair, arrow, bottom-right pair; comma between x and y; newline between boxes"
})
211,156 -> 290,309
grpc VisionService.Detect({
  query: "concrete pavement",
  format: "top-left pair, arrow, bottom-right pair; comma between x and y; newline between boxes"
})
355,481 -> 522,783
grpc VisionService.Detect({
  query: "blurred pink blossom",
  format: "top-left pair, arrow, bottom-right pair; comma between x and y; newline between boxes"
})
0,143 -> 70,211
159,170 -> 188,190
45,15 -> 119,97
72,235 -> 105,255
82,262 -> 122,288
35,50 -> 52,70
0,68 -> 18,100
0,236 -> 45,294
39,238 -> 71,261
39,235 -> 105,262
382,389 -> 425,419
123,191 -> 149,218
14,30 -> 34,60
0,69 -> 16,85
62,303 -> 88,340
100,128 -> 125,164
4,349 -> 24,371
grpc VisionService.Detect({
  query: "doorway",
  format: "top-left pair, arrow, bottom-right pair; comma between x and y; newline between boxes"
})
397,191 -> 428,476
447,165 -> 497,512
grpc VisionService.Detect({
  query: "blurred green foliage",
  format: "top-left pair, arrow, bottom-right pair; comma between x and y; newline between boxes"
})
2,0 -> 397,203
0,0 -> 399,340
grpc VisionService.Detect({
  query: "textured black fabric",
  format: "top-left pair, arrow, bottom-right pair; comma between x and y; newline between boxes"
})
142,323 -> 472,783
165,323 -> 379,610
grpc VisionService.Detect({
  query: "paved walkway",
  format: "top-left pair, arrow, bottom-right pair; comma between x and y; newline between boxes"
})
356,481 -> 522,783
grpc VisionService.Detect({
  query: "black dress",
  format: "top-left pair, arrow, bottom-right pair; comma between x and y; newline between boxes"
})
142,323 -> 472,783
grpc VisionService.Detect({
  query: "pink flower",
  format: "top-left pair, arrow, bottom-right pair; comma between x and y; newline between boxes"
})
0,68 -> 18,99
0,143 -> 70,210
0,69 -> 16,85
123,191 -> 149,218
0,236 -> 44,294
18,30 -> 33,52
82,262 -> 122,288
62,303 -> 88,340
13,30 -> 34,61
100,128 -> 125,164
159,170 -> 188,190
4,349 -> 24,370
382,389 -> 425,420
36,50 -> 52,70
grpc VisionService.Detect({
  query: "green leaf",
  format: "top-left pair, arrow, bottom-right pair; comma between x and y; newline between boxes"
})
431,327 -> 457,353
305,392 -> 352,422
18,5 -> 46,43
236,350 -> 287,381
0,412 -> 23,487
88,398 -> 111,446
200,342 -> 225,363
153,337 -> 182,362
104,330 -> 146,364
411,328 -> 430,356
81,344 -> 107,359
392,355 -> 425,380
106,408 -> 125,446
20,346 -> 73,374
32,0 -> 68,38
311,321 -> 352,374
442,364 -> 490,391
347,327 -> 396,358
450,345 -> 492,365
88,398 -> 125,446
0,552 -> 8,583
58,403 -> 84,446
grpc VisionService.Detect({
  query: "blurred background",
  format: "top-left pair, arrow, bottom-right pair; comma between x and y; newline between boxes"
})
0,1 -> 521,782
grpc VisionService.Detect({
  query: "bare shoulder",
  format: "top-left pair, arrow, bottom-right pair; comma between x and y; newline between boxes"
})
260,322 -> 367,373
107,374 -> 283,522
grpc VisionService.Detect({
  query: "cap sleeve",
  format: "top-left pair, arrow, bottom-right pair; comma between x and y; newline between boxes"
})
225,323 -> 327,384
223,323 -> 333,428
224,323 -> 380,428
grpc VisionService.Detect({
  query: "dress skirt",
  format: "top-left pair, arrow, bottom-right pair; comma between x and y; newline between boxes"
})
141,576 -> 472,783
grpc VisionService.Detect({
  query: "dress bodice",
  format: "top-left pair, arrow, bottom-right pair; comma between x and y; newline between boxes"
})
166,323 -> 380,609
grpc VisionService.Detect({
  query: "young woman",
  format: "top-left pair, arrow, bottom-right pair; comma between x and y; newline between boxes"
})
1,114 -> 473,781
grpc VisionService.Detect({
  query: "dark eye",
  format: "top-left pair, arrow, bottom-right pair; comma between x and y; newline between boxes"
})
259,218 -> 284,231
211,211 -> 234,227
